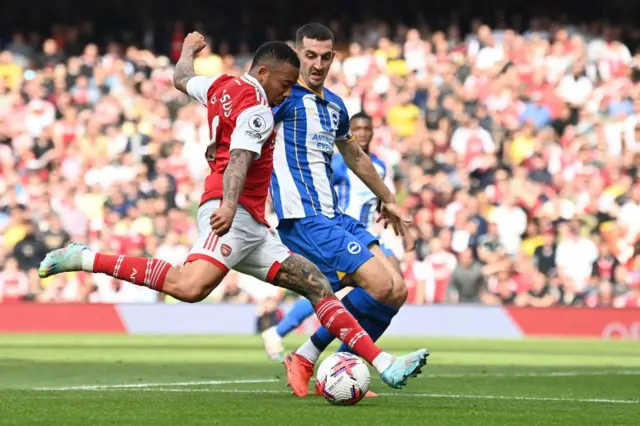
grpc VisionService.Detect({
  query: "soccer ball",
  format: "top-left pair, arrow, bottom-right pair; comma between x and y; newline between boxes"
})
316,352 -> 371,406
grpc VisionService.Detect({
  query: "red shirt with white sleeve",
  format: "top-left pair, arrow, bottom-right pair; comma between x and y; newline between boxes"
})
187,73 -> 276,226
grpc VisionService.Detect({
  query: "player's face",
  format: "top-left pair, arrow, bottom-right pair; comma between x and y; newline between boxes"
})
297,38 -> 335,90
350,118 -> 373,153
258,62 -> 299,106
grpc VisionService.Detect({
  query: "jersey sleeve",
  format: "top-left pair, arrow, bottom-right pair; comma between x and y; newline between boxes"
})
229,103 -> 274,159
335,103 -> 354,143
186,76 -> 218,105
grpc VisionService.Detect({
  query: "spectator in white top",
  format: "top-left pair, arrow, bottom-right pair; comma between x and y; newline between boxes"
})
475,29 -> 504,70
618,184 -> 640,232
490,193 -> 527,256
557,62 -> 593,107
555,223 -> 598,294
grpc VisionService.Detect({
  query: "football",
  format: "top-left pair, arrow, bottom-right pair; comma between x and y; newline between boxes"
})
316,352 -> 371,406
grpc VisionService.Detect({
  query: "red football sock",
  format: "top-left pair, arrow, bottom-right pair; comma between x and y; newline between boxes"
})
93,253 -> 171,291
313,297 -> 383,365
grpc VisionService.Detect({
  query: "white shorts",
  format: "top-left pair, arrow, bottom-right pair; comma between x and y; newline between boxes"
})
186,200 -> 291,283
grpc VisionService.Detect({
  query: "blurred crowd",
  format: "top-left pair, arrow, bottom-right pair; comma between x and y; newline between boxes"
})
0,19 -> 639,308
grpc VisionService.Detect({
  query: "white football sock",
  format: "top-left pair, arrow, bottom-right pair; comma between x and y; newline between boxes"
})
295,339 -> 321,363
372,352 -> 394,373
81,250 -> 96,272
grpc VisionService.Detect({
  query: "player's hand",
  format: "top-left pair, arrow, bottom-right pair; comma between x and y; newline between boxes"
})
210,202 -> 236,237
182,32 -> 207,55
376,201 -> 411,236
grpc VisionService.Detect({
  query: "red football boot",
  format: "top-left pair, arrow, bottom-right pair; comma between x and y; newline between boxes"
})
283,352 -> 315,397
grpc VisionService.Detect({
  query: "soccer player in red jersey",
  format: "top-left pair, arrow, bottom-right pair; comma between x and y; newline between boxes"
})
39,33 -> 427,390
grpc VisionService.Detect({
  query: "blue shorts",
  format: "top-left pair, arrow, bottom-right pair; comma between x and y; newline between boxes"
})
277,214 -> 378,290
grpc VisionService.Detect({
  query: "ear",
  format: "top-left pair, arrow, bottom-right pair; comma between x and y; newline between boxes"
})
256,64 -> 269,82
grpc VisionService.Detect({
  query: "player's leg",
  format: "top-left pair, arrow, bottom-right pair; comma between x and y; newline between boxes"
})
334,242 -> 407,354
38,200 -> 255,302
295,216 -> 409,364
38,242 -> 227,302
236,232 -> 428,397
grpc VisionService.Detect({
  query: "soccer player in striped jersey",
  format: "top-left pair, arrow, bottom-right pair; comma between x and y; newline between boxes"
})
261,113 -> 403,371
268,23 -> 428,398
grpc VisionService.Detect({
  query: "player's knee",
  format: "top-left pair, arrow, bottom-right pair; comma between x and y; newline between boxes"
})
366,272 -> 394,302
274,254 -> 335,304
179,278 -> 211,303
389,273 -> 408,306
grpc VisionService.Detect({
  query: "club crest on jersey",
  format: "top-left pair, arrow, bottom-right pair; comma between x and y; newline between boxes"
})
347,242 -> 361,255
221,244 -> 233,257
330,111 -> 340,130
249,115 -> 266,132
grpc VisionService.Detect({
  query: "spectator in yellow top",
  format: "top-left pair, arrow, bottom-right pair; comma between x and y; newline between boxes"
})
387,90 -> 420,138
0,51 -> 22,90
510,122 -> 536,165
194,43 -> 223,77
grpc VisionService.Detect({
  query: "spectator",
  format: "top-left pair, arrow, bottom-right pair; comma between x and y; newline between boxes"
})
447,248 -> 488,304
13,221 -> 49,274
555,222 -> 598,303
0,256 -> 29,302
514,270 -> 559,307
533,228 -> 558,276
490,194 -> 527,256
40,214 -> 70,252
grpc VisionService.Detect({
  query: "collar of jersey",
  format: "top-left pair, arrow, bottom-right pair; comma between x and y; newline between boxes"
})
297,79 -> 324,99
241,73 -> 268,103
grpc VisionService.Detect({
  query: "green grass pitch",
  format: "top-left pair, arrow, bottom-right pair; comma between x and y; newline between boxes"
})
0,335 -> 639,425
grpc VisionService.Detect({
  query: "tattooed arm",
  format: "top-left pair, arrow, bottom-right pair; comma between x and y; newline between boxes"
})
273,254 -> 334,304
222,149 -> 255,210
172,32 -> 206,95
209,149 -> 255,235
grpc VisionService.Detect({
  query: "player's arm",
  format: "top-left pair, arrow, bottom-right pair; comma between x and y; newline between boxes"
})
335,140 -> 394,204
210,103 -> 274,235
222,150 -> 255,211
173,32 -> 207,95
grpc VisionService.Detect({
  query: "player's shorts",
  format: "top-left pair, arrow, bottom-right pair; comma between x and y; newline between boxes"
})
186,199 -> 291,283
277,213 -> 377,290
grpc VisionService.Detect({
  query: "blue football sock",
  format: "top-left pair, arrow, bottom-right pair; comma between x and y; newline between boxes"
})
309,287 -> 399,354
275,298 -> 315,338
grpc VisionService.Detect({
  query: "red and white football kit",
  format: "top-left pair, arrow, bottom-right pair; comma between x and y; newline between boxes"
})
184,73 -> 290,282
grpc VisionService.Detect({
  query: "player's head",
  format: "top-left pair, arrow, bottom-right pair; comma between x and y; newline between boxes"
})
295,23 -> 335,91
350,112 -> 373,154
249,41 -> 300,106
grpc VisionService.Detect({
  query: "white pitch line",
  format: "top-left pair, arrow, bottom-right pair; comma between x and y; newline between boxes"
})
31,369 -> 640,391
426,369 -> 640,378
117,388 -> 640,405
33,378 -> 279,391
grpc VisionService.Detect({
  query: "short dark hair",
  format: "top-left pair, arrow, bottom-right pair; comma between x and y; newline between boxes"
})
296,23 -> 334,46
350,112 -> 372,123
250,41 -> 300,71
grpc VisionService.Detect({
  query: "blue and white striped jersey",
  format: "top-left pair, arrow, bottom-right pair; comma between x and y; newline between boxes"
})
332,152 -> 387,231
270,83 -> 353,220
